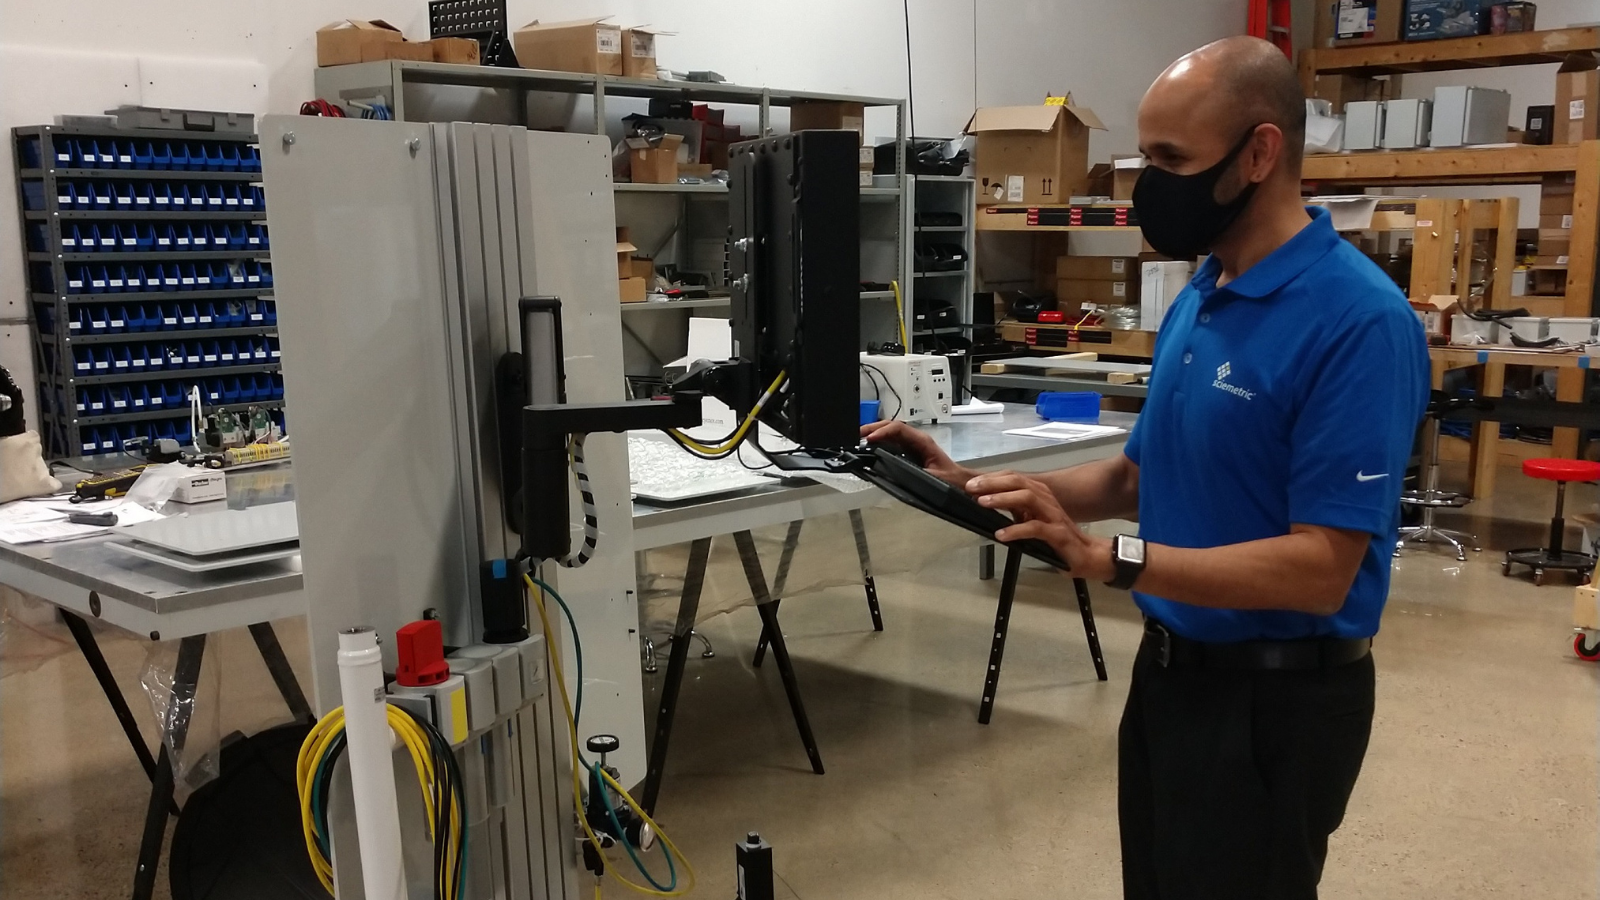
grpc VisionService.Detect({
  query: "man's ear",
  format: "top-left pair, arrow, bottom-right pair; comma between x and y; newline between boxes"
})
1248,125 -> 1284,184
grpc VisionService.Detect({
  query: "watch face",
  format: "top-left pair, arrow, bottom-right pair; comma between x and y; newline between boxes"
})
1118,535 -> 1145,566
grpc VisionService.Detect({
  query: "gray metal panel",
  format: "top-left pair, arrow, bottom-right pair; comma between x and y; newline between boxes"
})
261,116 -> 472,705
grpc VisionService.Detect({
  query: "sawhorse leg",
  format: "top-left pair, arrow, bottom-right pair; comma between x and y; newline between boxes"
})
849,509 -> 884,633
977,553 -> 1110,724
132,634 -> 205,900
641,537 -> 711,817
247,622 -> 314,724
752,521 -> 804,668
59,607 -> 167,793
733,530 -> 825,776
1072,577 -> 1109,682
978,547 -> 1022,725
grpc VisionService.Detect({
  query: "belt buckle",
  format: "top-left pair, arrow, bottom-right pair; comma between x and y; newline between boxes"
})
1147,621 -> 1173,667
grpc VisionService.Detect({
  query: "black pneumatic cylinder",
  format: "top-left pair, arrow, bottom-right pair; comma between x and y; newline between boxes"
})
735,832 -> 774,900
521,410 -> 572,564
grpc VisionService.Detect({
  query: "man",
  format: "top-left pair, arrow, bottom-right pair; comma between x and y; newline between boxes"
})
865,36 -> 1429,899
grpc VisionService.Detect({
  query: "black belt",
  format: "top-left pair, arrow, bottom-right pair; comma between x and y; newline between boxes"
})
1142,620 -> 1371,671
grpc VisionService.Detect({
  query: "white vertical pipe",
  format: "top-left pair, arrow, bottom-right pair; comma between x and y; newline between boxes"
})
337,627 -> 407,900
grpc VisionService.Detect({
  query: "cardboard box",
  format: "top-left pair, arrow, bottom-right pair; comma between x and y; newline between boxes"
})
1574,583 -> 1599,631
1403,0 -> 1486,42
514,18 -> 623,75
628,257 -> 654,280
1526,104 -> 1555,144
1555,55 -> 1600,145
1540,236 -> 1572,259
430,37 -> 480,65
1325,0 -> 1404,45
858,169 -> 874,187
1313,74 -> 1393,113
616,230 -> 638,278
1541,213 -> 1575,232
1544,172 -> 1578,194
966,98 -> 1107,206
622,27 -> 662,79
1111,156 -> 1144,201
790,101 -> 865,144
1488,1 -> 1537,33
1140,261 -> 1192,332
1410,295 -> 1461,338
317,20 -> 431,66
619,277 -> 648,303
628,133 -> 683,183
1057,256 -> 1138,281
1542,194 -> 1575,217
1058,279 -> 1134,305
679,163 -> 714,180
1532,268 -> 1569,294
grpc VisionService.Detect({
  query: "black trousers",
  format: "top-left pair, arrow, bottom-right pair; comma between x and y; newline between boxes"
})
1118,641 -> 1375,900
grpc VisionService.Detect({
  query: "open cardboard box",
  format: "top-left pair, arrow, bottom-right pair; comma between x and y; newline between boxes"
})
966,96 -> 1106,206
514,17 -> 623,75
317,20 -> 433,66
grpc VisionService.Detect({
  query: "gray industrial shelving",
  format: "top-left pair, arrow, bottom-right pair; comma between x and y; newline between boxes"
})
11,122 -> 283,458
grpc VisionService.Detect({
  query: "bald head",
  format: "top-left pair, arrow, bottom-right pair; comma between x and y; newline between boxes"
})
1139,36 -> 1306,177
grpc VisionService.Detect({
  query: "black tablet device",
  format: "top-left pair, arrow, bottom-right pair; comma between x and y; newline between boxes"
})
851,445 -> 1069,570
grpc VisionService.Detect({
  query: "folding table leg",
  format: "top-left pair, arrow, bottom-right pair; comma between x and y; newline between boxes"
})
752,520 -> 803,668
247,621 -> 314,723
131,634 -> 205,900
734,530 -> 825,776
1071,577 -> 1109,682
849,509 -> 884,632
640,537 -> 711,816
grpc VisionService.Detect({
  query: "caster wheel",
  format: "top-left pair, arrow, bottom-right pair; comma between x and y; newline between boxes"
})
1501,561 -> 1512,576
1574,633 -> 1600,661
1534,569 -> 1547,586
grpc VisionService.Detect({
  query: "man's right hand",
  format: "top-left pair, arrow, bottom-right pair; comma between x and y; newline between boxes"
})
860,420 -> 976,488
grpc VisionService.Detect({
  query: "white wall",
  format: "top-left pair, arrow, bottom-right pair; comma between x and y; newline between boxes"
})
0,0 -> 1248,423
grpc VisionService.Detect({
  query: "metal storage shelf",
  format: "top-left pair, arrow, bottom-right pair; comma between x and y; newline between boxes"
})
613,182 -> 727,194
12,120 -> 282,458
26,210 -> 267,221
619,297 -> 730,312
73,400 -> 283,427
35,288 -> 270,304
860,290 -> 897,300
20,168 -> 262,182
916,225 -> 967,232
59,363 -> 281,387
913,270 -> 966,278
40,250 -> 270,262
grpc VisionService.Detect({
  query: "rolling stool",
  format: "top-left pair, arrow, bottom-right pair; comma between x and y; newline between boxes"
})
1396,393 -> 1478,561
1502,458 -> 1600,585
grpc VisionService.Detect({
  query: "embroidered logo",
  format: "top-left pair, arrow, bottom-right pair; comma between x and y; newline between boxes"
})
1212,362 -> 1255,400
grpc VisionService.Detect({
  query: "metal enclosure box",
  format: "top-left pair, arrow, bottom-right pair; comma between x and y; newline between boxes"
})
1382,98 -> 1433,149
1344,100 -> 1384,151
1431,86 -> 1512,147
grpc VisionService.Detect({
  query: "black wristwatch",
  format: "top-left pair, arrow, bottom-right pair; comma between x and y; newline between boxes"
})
1107,534 -> 1147,590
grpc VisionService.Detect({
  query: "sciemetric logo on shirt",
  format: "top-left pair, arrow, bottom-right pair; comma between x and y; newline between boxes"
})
1212,362 -> 1255,401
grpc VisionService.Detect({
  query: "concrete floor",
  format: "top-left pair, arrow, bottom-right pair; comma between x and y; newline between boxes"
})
2,460 -> 1596,899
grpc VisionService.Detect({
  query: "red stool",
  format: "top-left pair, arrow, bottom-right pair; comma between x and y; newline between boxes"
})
1503,458 -> 1600,585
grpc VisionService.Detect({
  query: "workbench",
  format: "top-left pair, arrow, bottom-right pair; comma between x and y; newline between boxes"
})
0,463 -> 310,900
1430,346 -> 1600,498
629,403 -> 1133,812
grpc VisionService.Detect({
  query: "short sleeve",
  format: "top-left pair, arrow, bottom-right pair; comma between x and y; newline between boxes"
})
1123,414 -> 1145,465
1287,308 -> 1428,536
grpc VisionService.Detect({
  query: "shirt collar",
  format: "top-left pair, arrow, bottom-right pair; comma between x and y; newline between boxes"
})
1191,206 -> 1343,301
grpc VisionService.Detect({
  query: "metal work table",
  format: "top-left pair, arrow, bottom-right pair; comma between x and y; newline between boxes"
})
628,404 -> 1134,813
0,462 -> 311,900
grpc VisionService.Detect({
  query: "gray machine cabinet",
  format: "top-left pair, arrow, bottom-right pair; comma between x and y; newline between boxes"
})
263,115 -> 638,899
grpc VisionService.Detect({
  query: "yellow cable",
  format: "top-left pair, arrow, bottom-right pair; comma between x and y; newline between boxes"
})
891,280 -> 908,351
526,573 -> 698,897
667,369 -> 787,456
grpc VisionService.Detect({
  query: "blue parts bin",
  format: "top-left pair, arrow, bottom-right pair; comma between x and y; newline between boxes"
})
859,399 -> 880,425
1036,391 -> 1103,422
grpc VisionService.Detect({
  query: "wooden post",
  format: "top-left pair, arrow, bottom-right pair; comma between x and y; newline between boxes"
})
1563,140 -> 1599,318
1410,198 -> 1460,300
1457,198 -> 1481,307
1489,196 -> 1518,311
1468,361 -> 1506,498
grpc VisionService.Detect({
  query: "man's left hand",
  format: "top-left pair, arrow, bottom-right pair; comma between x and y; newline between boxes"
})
966,472 -> 1116,582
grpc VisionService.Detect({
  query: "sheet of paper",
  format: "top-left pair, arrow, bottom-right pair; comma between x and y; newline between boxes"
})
1003,421 -> 1127,443
0,520 -> 110,544
0,501 -> 69,527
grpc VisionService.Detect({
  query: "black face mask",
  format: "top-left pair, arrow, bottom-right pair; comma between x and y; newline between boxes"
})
1132,126 -> 1262,260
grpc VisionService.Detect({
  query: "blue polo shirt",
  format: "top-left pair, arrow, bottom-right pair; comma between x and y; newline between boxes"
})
1123,206 -> 1429,642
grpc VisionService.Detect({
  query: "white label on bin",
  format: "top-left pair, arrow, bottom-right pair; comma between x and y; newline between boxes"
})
58,193 -> 71,204
221,350 -> 234,362
1113,282 -> 1127,298
95,359 -> 109,371
69,320 -> 81,331
90,399 -> 104,411
198,311 -> 211,322
132,357 -> 145,368
163,313 -> 176,325
597,27 -> 621,54
156,195 -> 169,206
1006,174 -> 1024,203
255,347 -> 267,360
250,312 -> 263,322
91,276 -> 105,289
182,314 -> 195,324
1111,259 -> 1127,275
56,151 -> 71,163
176,236 -> 190,247
98,152 -> 114,165
68,276 -> 83,289
180,276 -> 194,286
100,236 -> 114,247
164,276 -> 178,287
631,31 -> 653,57
1561,215 -> 1574,230
194,235 -> 207,246
118,152 -> 131,165
128,276 -> 141,288
113,356 -> 128,369
135,195 -> 150,206
157,235 -> 171,246
112,397 -> 126,409
203,352 -> 217,363
121,237 -> 135,247
1572,100 -> 1586,120
247,235 -> 260,246
208,196 -> 222,207
246,274 -> 259,284
63,235 -> 76,248
187,352 -> 200,365
1558,255 -> 1571,265
82,440 -> 96,452
133,397 -> 144,408
225,195 -> 238,206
